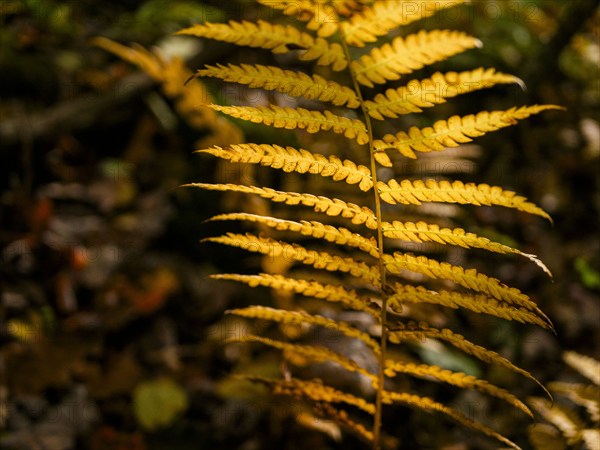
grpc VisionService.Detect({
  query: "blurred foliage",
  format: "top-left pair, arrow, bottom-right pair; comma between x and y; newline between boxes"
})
133,377 -> 188,431
0,1 -> 598,449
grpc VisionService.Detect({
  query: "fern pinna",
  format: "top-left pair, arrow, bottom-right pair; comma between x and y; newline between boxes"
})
181,1 -> 561,448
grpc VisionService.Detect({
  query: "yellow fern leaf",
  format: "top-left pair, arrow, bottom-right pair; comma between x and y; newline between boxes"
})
382,220 -> 550,275
92,37 -> 163,78
388,321 -> 551,399
529,397 -> 586,445
245,376 -> 376,414
212,273 -> 379,316
206,104 -> 369,144
342,0 -> 465,47
196,63 -> 360,108
384,360 -> 532,417
197,144 -> 373,191
582,429 -> 600,450
177,20 -> 347,70
314,403 -> 374,442
373,105 -> 563,158
257,0 -> 340,37
364,68 -> 522,120
204,233 -> 380,285
92,37 -> 221,130
185,183 -> 379,229
336,0 -> 372,17
377,179 -> 552,222
228,306 -> 380,355
564,352 -> 600,386
548,382 -> 600,423
382,390 -> 521,449
529,423 -> 567,450
383,253 -> 552,327
387,283 -> 549,328
207,213 -> 378,257
350,29 -> 481,87
232,335 -> 376,381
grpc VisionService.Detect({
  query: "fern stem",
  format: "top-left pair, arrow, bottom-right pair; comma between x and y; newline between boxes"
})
339,32 -> 388,450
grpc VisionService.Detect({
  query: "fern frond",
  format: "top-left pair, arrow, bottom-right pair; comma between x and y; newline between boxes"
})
212,273 -> 379,316
92,37 -> 163,79
314,403 -> 374,442
232,335 -> 376,381
364,68 -> 522,120
384,360 -> 532,417
257,0 -> 340,37
177,20 -> 347,70
383,253 -> 550,323
529,423 -> 566,450
548,382 -> 600,423
197,144 -> 373,191
246,376 -> 376,414
185,183 -> 379,229
350,30 -> 481,87
373,105 -> 563,158
383,391 -> 521,449
204,233 -> 380,285
377,179 -> 552,222
228,306 -> 380,355
387,284 -> 549,328
207,213 -> 378,257
564,352 -> 600,386
582,429 -> 600,450
336,0 -> 373,17
92,37 -> 220,130
388,321 -> 551,399
206,104 -> 369,144
381,220 -> 551,275
342,0 -> 465,47
195,63 -> 360,108
529,397 -> 586,445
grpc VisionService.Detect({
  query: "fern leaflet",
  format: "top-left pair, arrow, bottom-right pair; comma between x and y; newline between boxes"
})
206,104 -> 369,144
195,63 -> 360,107
377,179 -> 552,221
351,29 -> 482,87
364,68 -> 522,120
373,105 -> 564,159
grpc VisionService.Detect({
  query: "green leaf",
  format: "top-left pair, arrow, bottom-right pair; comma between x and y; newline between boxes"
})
575,257 -> 600,290
133,377 -> 188,431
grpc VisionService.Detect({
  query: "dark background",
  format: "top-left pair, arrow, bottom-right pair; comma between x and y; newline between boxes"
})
1,1 -> 598,449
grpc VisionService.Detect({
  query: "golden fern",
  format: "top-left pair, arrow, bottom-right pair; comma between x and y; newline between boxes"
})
373,105 -> 563,160
377,179 -> 552,221
197,144 -> 373,190
170,1 -> 563,448
204,233 -> 381,285
350,29 -> 482,87
364,68 -> 523,120
257,0 -> 341,37
382,389 -> 522,449
388,320 -> 551,398
206,213 -> 379,257
91,36 -> 242,144
529,352 -> 600,450
212,273 -> 379,316
186,182 -> 380,228
205,104 -> 369,144
228,306 -> 381,355
387,284 -> 550,329
177,20 -> 348,70
341,0 -> 466,47
195,63 -> 360,107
